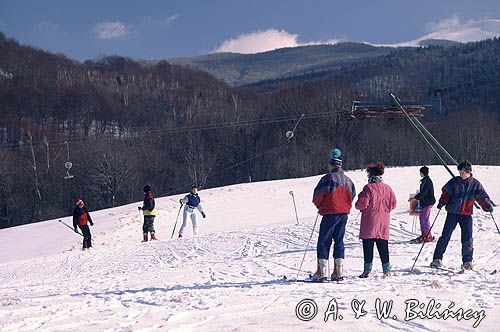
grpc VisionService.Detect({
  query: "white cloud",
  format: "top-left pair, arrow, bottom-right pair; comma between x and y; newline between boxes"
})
425,14 -> 462,33
214,29 -> 341,54
93,21 -> 131,40
166,14 -> 179,23
143,14 -> 179,26
401,17 -> 500,46
365,16 -> 500,48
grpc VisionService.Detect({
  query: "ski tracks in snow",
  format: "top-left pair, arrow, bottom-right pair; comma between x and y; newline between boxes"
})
1,217 -> 498,331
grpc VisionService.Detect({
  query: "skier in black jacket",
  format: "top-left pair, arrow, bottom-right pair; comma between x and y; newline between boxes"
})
412,166 -> 436,243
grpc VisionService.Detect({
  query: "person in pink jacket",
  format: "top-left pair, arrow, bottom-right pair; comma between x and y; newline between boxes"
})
355,162 -> 397,278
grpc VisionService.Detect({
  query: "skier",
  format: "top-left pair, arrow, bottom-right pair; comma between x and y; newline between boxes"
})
178,185 -> 206,238
73,198 -> 94,250
138,184 -> 158,241
410,166 -> 436,243
355,162 -> 397,278
311,148 -> 356,282
430,160 -> 493,270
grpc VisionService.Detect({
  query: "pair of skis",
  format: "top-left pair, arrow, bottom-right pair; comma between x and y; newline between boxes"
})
282,275 -> 345,283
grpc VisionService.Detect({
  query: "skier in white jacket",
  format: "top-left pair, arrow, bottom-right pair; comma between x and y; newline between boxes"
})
178,185 -> 206,238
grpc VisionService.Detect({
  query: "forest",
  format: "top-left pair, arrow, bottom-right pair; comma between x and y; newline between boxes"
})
1,31 -> 499,228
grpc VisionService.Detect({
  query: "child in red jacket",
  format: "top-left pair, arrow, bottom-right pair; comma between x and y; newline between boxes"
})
73,198 -> 94,250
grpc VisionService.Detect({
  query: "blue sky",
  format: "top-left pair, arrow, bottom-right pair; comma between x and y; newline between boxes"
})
1,0 -> 499,61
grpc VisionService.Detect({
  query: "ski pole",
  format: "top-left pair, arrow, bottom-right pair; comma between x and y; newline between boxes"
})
352,211 -> 361,224
295,212 -> 320,281
171,203 -> 184,239
58,219 -> 83,237
490,212 -> 500,235
410,208 -> 442,272
289,190 -> 299,225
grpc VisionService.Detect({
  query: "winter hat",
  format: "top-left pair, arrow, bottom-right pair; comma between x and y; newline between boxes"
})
328,148 -> 342,167
419,166 -> 429,176
75,198 -> 84,206
143,184 -> 152,193
367,162 -> 385,177
457,160 -> 472,172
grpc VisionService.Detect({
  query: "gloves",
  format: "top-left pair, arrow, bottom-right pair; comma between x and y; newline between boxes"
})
74,228 -> 78,233
437,202 -> 444,209
201,212 -> 206,218
179,199 -> 183,205
486,205 -> 494,213
90,221 -> 94,226
138,206 -> 142,211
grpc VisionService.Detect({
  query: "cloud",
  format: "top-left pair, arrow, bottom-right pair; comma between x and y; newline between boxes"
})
143,14 -> 179,26
425,14 -> 462,32
166,14 -> 179,23
93,21 -> 131,40
368,16 -> 500,48
406,16 -> 500,46
214,29 -> 341,54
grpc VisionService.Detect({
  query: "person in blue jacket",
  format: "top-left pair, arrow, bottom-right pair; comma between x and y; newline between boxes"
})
430,161 -> 493,270
178,185 -> 206,238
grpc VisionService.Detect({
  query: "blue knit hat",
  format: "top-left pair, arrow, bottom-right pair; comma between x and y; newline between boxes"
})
328,148 -> 342,167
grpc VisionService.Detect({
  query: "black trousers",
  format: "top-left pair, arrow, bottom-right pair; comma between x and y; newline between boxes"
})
78,224 -> 92,249
362,238 -> 389,264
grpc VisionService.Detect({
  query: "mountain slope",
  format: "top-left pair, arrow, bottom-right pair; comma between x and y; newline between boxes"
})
0,165 -> 499,331
167,42 -> 396,86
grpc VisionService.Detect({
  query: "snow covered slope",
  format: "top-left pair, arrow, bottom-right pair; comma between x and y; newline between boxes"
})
0,166 -> 499,331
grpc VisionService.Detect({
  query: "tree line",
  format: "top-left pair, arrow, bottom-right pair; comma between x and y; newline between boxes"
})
0,31 -> 499,228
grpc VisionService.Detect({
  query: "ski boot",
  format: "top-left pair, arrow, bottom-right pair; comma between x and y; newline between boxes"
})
151,232 -> 157,240
461,261 -> 474,271
430,259 -> 443,268
142,233 -> 148,242
358,262 -> 372,278
382,262 -> 391,277
422,233 -> 434,242
311,259 -> 328,282
331,258 -> 344,282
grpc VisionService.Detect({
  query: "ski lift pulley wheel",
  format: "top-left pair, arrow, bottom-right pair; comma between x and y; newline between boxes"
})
64,162 -> 74,179
285,131 -> 294,139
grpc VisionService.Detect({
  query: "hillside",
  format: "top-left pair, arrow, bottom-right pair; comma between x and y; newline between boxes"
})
0,166 -> 499,331
167,42 -> 396,86
1,32 -> 499,231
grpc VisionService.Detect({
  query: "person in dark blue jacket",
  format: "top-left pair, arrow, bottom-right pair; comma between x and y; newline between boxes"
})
430,161 -> 493,270
178,185 -> 206,238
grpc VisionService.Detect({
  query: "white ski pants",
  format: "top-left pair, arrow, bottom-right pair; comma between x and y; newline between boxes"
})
179,206 -> 198,236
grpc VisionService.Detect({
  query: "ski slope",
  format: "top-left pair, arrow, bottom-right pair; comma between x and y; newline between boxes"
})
0,166 -> 499,331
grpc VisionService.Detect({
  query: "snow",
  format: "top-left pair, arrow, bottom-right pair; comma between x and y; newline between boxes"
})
0,165 -> 499,331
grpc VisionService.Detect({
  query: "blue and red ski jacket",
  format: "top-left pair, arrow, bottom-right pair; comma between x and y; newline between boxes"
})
438,175 -> 492,216
313,169 -> 356,215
